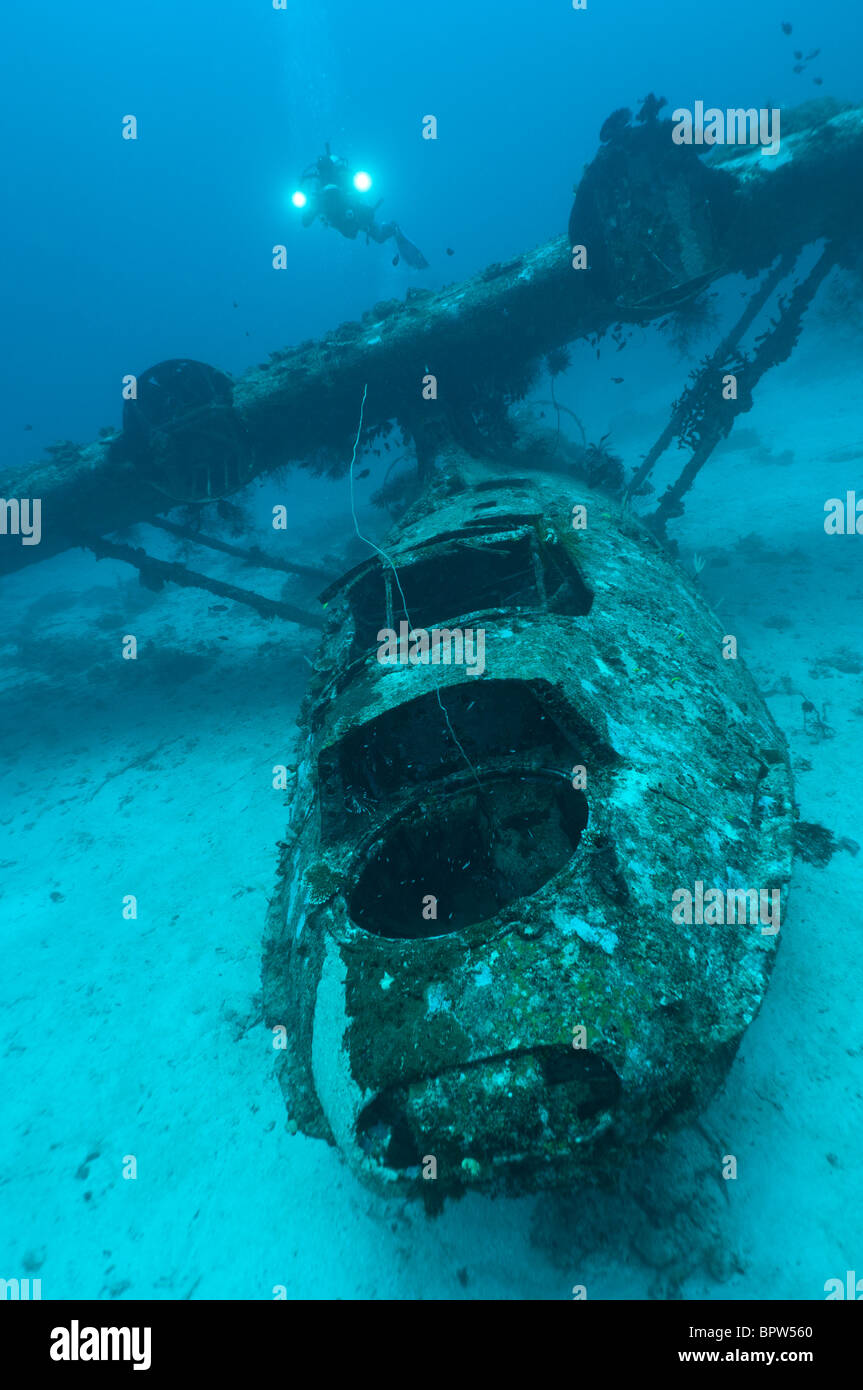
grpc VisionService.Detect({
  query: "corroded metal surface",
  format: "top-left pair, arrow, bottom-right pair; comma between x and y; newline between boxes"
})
121,359 -> 255,503
262,449 -> 794,1197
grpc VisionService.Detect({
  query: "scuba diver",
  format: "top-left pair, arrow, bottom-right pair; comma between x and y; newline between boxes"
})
291,144 -> 429,269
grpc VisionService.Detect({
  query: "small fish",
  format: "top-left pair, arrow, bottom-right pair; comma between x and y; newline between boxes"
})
232,300 -> 238,308
611,376 -> 624,384
794,50 -> 802,59
355,467 -> 370,479
392,254 -> 399,266
813,76 -> 823,85
23,423 -> 32,430
245,330 -> 250,336
793,64 -> 804,73
616,339 -> 627,351
781,21 -> 792,35
446,247 -> 455,256
806,48 -> 821,60
209,604 -> 228,613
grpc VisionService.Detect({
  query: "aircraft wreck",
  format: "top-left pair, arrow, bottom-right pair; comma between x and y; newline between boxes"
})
3,98 -> 859,1200
261,443 -> 794,1198
255,102 -> 859,1198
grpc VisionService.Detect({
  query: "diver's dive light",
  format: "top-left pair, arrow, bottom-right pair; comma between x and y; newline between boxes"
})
352,171 -> 372,192
291,190 -> 308,209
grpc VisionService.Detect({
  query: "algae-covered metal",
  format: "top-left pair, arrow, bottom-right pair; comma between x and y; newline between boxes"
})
263,449 -> 793,1197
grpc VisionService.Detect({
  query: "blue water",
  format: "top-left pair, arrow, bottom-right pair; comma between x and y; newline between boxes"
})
1,0 -> 862,1300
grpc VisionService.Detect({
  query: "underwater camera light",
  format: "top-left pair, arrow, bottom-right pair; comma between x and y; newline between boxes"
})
291,190 -> 308,209
352,171 -> 372,193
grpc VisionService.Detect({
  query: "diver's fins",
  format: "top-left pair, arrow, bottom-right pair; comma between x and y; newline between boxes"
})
394,227 -> 429,269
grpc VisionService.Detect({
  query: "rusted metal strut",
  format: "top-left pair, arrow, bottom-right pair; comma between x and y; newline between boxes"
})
86,536 -> 324,628
649,240 -> 843,532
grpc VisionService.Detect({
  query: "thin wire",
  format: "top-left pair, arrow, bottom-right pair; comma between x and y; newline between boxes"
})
348,383 -> 485,798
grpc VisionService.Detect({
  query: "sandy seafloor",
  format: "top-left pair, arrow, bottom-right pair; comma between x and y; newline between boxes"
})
1,295 -> 861,1301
